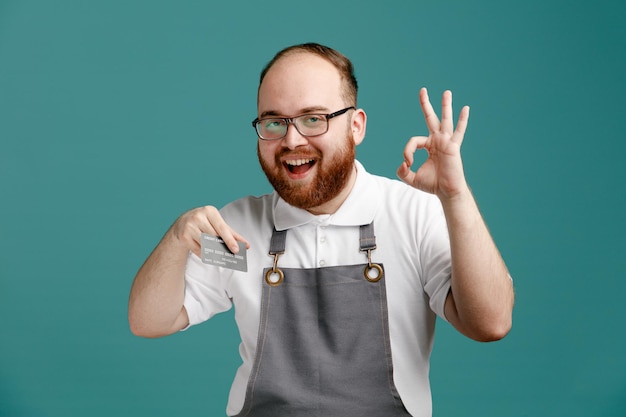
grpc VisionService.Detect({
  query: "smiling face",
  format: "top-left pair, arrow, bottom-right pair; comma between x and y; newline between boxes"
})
256,52 -> 366,214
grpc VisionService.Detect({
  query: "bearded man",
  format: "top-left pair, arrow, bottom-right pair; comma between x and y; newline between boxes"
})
129,42 -> 514,417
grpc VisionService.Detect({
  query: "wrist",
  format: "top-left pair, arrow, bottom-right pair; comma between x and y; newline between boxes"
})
162,225 -> 195,258
438,186 -> 483,229
437,182 -> 472,205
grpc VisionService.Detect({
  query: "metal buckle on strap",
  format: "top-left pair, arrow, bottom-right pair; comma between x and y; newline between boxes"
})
266,228 -> 287,286
363,248 -> 383,282
265,252 -> 284,286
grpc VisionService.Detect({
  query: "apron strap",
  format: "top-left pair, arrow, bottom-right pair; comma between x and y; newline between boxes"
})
266,223 -> 381,286
359,223 -> 377,251
360,223 -> 383,282
269,223 -> 376,254
269,228 -> 287,255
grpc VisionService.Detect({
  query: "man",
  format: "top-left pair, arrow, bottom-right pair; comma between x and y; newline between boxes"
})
129,43 -> 514,417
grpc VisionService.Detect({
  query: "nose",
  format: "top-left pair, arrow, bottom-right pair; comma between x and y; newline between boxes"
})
282,122 -> 309,150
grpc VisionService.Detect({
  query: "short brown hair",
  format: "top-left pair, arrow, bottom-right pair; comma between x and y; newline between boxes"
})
259,43 -> 358,106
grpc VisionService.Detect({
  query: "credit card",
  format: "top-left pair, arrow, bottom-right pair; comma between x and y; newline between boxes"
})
200,233 -> 248,272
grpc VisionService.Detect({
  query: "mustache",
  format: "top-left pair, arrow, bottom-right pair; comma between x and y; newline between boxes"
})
276,147 -> 322,160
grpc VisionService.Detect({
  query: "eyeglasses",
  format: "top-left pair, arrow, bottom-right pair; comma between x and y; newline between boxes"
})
252,107 -> 355,140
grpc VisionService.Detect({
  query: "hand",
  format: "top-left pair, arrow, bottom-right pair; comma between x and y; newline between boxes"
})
396,88 -> 470,200
171,205 -> 250,257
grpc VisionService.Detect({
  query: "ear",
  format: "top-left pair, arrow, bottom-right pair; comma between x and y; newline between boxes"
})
350,108 -> 367,146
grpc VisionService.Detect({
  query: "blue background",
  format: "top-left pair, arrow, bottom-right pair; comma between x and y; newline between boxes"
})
1,0 -> 625,415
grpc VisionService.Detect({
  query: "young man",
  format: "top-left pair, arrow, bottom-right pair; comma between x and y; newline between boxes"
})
129,43 -> 514,417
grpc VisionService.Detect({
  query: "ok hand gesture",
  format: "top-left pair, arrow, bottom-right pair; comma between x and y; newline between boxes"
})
396,88 -> 470,200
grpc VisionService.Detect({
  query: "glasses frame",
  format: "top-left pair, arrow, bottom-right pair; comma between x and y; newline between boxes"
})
252,106 -> 356,141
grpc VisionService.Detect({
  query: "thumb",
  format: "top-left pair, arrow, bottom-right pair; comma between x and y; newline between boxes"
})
396,159 -> 415,184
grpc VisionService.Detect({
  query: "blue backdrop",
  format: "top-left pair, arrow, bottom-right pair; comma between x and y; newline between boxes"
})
2,0 -> 625,415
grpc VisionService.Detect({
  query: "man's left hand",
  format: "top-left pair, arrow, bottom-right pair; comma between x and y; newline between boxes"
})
396,88 -> 470,200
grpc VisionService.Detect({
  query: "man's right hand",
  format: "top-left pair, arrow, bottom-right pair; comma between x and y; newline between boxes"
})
170,205 -> 250,257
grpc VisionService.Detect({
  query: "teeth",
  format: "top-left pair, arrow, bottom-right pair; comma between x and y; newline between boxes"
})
285,159 -> 313,166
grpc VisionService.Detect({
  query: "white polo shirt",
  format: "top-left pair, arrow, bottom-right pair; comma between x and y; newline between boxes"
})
184,160 -> 452,417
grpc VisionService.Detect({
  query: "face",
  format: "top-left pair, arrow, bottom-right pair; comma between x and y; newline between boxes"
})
256,52 -> 364,213
257,126 -> 356,210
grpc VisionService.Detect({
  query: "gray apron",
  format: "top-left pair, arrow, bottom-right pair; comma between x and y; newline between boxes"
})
234,223 -> 411,417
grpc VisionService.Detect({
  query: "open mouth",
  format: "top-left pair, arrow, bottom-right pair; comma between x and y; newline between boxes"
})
284,158 -> 316,176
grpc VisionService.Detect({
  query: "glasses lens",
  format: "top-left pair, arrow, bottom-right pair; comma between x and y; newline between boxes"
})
295,115 -> 328,136
259,119 -> 287,140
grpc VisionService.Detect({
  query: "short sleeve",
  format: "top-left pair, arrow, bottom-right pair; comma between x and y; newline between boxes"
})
419,202 -> 452,321
183,251 -> 233,327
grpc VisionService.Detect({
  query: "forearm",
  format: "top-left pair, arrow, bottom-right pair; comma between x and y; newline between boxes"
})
128,205 -> 249,337
440,186 -> 514,341
128,229 -> 190,338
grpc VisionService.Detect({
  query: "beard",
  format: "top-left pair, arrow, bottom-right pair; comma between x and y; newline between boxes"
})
258,130 -> 356,210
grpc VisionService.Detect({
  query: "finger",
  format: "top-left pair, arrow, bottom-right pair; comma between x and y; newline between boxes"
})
177,216 -> 212,252
397,151 -> 417,184
419,87 -> 440,134
402,135 -> 428,165
232,230 -> 251,250
177,220 -> 204,257
396,161 -> 416,185
397,135 -> 427,183
190,239 -> 202,258
452,105 -> 470,144
441,90 -> 453,134
221,230 -> 249,254
210,220 -> 244,254
197,206 -> 244,254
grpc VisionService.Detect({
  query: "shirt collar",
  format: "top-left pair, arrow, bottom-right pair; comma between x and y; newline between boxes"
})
272,160 -> 379,230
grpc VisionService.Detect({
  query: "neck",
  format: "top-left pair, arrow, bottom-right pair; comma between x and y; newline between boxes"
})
306,163 -> 358,215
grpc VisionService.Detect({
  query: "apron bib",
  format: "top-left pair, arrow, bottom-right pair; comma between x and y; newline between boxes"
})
234,223 -> 411,417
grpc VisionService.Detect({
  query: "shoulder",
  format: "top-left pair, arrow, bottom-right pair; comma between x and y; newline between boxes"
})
219,193 -> 277,229
364,170 -> 443,214
221,193 -> 275,214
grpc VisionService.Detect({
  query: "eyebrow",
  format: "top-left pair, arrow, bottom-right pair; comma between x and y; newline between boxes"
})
259,106 -> 330,119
